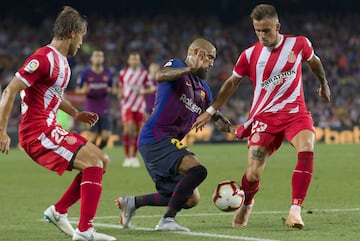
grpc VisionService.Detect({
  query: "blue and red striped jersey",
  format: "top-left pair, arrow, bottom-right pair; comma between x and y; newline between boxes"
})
138,59 -> 213,146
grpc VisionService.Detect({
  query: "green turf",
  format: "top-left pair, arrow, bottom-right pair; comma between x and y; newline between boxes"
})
0,143 -> 359,241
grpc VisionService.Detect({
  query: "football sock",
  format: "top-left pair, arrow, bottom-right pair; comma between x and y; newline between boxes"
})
241,174 -> 260,206
132,135 -> 138,157
135,193 -> 170,208
78,167 -> 103,232
55,173 -> 82,214
122,135 -> 131,157
99,139 -> 108,149
292,151 -> 313,206
164,165 -> 207,218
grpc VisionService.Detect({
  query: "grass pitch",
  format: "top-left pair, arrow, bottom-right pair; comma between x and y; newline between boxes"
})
0,142 -> 359,241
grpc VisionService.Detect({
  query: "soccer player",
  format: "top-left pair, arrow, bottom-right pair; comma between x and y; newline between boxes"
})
193,4 -> 331,229
118,52 -> 155,167
116,38 -> 231,232
0,6 -> 115,241
145,62 -> 160,119
76,50 -> 114,149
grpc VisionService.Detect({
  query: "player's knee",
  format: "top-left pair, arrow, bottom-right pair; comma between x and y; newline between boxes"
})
188,165 -> 207,182
299,142 -> 314,152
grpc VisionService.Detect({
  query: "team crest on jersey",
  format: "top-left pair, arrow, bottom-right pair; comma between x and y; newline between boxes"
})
103,75 -> 109,81
24,59 -> 39,73
251,132 -> 260,143
200,90 -> 206,101
65,136 -> 77,145
287,51 -> 296,63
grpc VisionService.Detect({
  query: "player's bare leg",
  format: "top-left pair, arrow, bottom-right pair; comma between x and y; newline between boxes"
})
233,145 -> 268,228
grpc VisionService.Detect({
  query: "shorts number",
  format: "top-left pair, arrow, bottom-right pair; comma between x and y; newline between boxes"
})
251,120 -> 268,134
171,138 -> 187,149
51,126 -> 69,144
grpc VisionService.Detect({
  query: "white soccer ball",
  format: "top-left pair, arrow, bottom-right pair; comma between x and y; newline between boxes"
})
212,180 -> 245,212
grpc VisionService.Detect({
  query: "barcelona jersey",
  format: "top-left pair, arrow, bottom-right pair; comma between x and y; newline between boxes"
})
138,59 -> 213,146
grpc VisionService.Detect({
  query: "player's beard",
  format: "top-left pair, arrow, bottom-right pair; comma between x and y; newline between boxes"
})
195,68 -> 207,79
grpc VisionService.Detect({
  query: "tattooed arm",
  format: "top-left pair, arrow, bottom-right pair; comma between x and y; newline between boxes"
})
306,54 -> 331,102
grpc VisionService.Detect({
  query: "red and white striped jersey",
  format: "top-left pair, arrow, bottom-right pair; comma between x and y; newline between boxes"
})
233,34 -> 314,137
16,45 -> 71,144
119,67 -> 150,114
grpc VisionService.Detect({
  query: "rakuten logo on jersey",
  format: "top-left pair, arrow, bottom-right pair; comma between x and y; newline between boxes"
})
180,94 -> 202,114
261,70 -> 296,90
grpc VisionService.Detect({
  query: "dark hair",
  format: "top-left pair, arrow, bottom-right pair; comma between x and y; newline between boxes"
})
53,6 -> 87,39
250,4 -> 278,21
129,51 -> 141,57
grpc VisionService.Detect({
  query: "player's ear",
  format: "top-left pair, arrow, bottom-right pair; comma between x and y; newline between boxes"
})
69,31 -> 75,39
276,22 -> 281,32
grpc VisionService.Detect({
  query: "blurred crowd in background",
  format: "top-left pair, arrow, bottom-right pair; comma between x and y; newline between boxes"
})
1,10 -> 359,132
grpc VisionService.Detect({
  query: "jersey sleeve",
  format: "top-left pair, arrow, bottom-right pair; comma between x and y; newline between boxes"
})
77,69 -> 88,88
300,36 -> 314,61
233,51 -> 249,78
119,70 -> 125,86
143,70 -> 152,86
202,81 -> 213,105
15,54 -> 50,87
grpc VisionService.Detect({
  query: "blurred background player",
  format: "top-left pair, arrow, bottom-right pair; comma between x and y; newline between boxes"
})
0,6 -> 116,241
145,62 -> 160,119
193,4 -> 331,230
76,50 -> 114,149
116,38 -> 232,232
118,51 -> 155,167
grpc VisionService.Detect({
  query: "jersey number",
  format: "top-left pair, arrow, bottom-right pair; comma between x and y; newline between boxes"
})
251,120 -> 268,134
51,126 -> 69,144
171,138 -> 187,150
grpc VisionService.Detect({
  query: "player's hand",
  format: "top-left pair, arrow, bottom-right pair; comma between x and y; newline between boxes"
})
317,83 -> 331,102
233,125 -> 245,139
0,131 -> 11,154
192,112 -> 212,132
190,48 -> 206,72
74,111 -> 99,127
212,112 -> 232,132
137,89 -> 145,95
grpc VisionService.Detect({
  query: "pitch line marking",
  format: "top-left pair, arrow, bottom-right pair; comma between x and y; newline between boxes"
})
69,221 -> 281,241
68,207 -> 360,220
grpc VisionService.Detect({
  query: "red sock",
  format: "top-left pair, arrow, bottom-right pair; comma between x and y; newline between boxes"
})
292,151 -> 314,206
55,173 -> 82,214
122,135 -> 131,157
78,167 -> 103,232
241,174 -> 260,205
132,135 -> 138,157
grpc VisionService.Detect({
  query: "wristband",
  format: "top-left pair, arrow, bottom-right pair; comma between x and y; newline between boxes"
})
206,106 -> 217,116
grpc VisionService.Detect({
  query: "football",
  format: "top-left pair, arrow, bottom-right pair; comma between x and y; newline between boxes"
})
212,180 -> 245,212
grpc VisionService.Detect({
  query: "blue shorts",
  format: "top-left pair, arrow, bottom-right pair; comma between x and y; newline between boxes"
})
90,114 -> 111,132
139,137 -> 194,196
